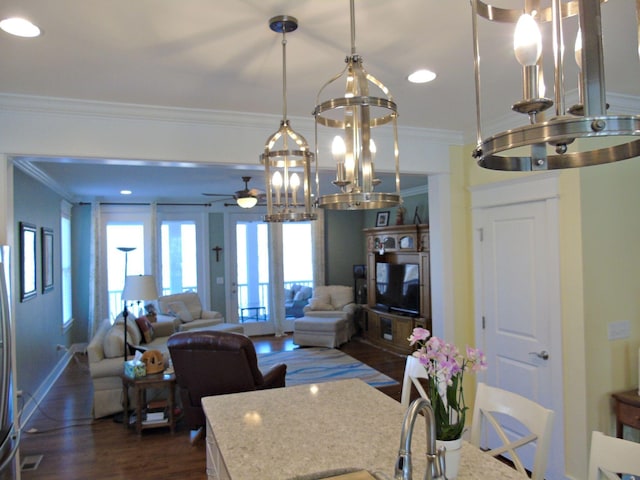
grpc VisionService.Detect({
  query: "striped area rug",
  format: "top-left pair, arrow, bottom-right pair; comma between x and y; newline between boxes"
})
257,347 -> 397,388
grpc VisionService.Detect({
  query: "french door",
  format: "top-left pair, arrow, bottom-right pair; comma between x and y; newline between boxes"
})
226,213 -> 315,336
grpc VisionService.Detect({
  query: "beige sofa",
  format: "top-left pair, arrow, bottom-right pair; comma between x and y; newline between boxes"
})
88,312 -> 245,419
87,315 -> 177,419
157,292 -> 224,331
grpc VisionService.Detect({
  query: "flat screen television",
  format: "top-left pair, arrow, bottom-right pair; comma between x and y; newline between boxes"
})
375,262 -> 420,316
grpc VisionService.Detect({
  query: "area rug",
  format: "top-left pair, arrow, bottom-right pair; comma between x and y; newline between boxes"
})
257,348 -> 397,388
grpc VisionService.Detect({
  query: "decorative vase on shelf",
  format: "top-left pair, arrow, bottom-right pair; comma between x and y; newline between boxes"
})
436,437 -> 462,479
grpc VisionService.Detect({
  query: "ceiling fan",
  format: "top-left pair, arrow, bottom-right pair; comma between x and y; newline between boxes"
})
202,176 -> 265,208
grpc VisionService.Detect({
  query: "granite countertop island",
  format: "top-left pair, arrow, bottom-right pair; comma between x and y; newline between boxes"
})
202,378 -> 526,480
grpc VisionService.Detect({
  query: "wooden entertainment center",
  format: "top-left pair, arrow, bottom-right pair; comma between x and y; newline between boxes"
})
362,224 -> 431,354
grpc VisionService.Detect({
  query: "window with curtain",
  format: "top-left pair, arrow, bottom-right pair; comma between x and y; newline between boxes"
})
100,205 -> 208,321
106,223 -> 145,320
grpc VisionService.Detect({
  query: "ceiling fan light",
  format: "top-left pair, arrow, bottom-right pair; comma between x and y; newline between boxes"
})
236,195 -> 258,209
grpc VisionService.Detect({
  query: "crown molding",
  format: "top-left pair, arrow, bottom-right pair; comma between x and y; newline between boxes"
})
12,157 -> 75,202
401,184 -> 428,198
0,93 -> 465,147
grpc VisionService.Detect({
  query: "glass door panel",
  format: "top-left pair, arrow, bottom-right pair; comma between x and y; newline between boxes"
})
282,223 -> 313,288
160,220 -> 197,296
228,214 -> 315,336
235,221 -> 270,319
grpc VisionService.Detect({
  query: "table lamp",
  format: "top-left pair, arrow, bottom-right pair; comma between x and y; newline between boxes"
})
121,274 -> 159,361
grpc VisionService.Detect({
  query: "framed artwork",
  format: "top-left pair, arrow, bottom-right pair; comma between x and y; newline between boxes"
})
42,227 -> 54,293
376,211 -> 390,227
20,222 -> 37,302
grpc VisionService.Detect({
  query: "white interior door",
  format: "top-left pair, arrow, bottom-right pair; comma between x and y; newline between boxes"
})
472,175 -> 566,479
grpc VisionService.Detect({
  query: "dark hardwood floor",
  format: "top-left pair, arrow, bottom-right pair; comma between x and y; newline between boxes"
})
18,334 -> 407,479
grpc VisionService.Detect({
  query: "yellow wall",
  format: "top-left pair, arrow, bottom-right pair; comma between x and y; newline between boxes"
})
557,170 -> 589,478
580,160 -> 640,435
449,143 -> 640,478
449,145 -> 474,350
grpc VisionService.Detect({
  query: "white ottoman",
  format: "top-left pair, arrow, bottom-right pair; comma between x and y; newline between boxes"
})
293,316 -> 349,348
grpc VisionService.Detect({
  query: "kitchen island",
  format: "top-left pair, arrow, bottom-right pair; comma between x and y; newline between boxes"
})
202,378 -> 526,480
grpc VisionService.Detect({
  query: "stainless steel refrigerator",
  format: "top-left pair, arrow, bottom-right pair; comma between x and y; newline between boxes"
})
0,246 -> 18,478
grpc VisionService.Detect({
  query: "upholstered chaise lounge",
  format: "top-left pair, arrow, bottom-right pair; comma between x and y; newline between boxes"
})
293,285 -> 357,348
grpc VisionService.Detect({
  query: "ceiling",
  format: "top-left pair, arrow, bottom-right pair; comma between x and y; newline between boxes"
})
2,0 -> 639,203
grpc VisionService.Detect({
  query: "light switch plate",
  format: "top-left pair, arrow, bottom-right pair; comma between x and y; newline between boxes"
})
608,320 -> 631,340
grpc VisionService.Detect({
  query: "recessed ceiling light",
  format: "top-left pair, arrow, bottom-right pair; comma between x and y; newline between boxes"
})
0,17 -> 41,38
408,69 -> 436,84
120,190 -> 132,195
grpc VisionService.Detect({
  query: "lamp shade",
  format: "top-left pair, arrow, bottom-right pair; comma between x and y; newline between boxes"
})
122,275 -> 158,301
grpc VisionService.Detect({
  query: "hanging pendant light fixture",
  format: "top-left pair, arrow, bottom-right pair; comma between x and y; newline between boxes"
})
313,0 -> 401,210
261,15 -> 316,223
470,0 -> 640,171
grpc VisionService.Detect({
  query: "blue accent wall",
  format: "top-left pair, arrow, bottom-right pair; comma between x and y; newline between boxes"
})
13,169 -> 69,399
323,186 -> 428,287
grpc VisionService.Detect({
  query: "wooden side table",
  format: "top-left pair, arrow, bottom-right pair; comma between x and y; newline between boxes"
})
611,389 -> 640,438
121,372 -> 176,435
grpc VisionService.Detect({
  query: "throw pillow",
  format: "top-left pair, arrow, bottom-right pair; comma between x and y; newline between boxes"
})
113,315 -> 143,345
135,316 -> 155,344
103,324 -> 124,358
330,287 -> 353,310
167,301 -> 194,323
308,292 -> 333,311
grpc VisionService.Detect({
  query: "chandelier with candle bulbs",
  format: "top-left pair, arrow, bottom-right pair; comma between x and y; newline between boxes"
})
313,0 -> 401,210
261,15 -> 316,223
470,0 -> 640,171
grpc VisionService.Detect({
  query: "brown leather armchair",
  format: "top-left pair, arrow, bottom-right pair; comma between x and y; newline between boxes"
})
167,330 -> 287,439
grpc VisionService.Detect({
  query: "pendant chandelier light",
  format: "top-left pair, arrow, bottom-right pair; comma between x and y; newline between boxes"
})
313,0 -> 401,210
470,0 -> 640,171
260,15 -> 316,223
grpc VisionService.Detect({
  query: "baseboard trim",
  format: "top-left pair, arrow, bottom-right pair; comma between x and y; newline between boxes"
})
17,342 -> 87,430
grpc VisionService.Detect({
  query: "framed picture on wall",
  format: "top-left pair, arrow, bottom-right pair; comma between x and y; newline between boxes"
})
42,227 -> 54,293
376,211 -> 390,227
20,222 -> 37,302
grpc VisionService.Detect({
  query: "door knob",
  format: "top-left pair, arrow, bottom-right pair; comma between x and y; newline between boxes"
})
529,350 -> 549,360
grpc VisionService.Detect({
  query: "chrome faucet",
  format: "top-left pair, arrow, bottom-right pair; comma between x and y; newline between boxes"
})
394,398 -> 447,480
